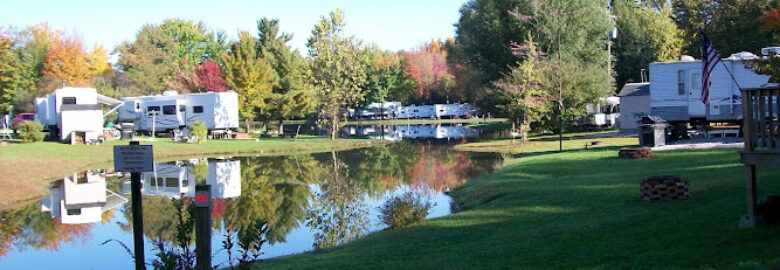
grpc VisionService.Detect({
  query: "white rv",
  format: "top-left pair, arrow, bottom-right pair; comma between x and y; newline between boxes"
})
648,53 -> 769,123
586,97 -> 620,127
433,103 -> 477,119
117,90 -> 239,133
35,87 -> 123,143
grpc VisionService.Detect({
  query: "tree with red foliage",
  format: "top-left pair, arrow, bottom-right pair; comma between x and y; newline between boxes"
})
402,40 -> 454,104
181,60 -> 228,92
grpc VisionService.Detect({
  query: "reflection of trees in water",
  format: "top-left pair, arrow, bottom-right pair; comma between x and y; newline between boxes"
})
306,151 -> 370,249
342,140 -> 501,196
224,154 -> 321,244
0,203 -> 93,258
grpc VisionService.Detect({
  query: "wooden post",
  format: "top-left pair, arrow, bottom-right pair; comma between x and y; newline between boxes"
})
194,185 -> 212,270
129,141 -> 145,270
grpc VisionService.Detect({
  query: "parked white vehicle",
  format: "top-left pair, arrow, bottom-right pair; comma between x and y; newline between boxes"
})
40,171 -> 127,224
648,52 -> 769,123
117,90 -> 239,133
35,87 -> 123,143
366,102 -> 476,119
586,96 -> 620,127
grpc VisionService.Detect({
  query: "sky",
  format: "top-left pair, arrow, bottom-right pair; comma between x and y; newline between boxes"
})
0,0 -> 468,58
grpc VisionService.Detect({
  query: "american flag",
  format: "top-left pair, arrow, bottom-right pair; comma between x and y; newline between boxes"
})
701,33 -> 721,106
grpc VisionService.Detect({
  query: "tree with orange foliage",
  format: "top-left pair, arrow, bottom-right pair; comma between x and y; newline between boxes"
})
42,36 -> 91,86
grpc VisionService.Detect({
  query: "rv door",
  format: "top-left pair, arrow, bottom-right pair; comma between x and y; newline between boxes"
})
686,69 -> 705,117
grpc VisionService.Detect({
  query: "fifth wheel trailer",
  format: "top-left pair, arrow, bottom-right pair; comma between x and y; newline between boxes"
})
117,90 -> 239,133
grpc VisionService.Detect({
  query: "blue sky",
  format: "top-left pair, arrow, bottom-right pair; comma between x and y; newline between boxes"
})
0,0 -> 467,57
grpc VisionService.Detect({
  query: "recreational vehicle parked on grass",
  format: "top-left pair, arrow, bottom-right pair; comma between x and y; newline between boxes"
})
35,87 -> 123,143
648,53 -> 769,124
117,90 -> 239,134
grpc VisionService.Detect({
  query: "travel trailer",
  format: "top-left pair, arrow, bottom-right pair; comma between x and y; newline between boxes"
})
648,52 -> 769,124
585,97 -> 620,127
121,158 -> 241,199
35,87 -> 123,143
117,91 -> 239,133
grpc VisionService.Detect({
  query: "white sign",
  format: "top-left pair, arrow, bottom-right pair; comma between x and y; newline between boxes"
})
113,145 -> 154,172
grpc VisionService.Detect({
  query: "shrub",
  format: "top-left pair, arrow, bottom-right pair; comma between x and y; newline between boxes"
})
18,121 -> 44,142
190,120 -> 207,144
378,191 -> 433,229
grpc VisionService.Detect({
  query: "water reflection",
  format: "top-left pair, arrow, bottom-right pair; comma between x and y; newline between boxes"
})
340,124 -> 480,140
40,171 -> 128,226
120,158 -> 242,199
0,137 -> 504,268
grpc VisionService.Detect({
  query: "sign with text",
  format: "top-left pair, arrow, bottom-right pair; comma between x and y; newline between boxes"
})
113,145 -> 154,172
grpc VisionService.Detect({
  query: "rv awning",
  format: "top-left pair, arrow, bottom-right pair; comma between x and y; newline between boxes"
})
97,94 -> 122,106
618,83 -> 650,97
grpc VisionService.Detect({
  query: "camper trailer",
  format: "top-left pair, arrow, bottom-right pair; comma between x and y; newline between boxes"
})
35,87 -> 123,143
586,97 -> 620,127
117,91 -> 239,134
648,53 -> 769,124
434,103 -> 477,119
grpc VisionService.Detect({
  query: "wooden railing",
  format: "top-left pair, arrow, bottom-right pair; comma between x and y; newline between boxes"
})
742,86 -> 780,156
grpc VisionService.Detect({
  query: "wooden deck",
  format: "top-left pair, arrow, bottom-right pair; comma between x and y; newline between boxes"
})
739,86 -> 780,227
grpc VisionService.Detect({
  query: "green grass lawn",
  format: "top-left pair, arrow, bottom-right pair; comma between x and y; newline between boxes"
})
0,136 -> 385,209
455,130 -> 634,155
260,141 -> 780,269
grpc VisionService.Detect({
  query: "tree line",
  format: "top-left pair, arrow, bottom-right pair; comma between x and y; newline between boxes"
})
3,1 -> 780,138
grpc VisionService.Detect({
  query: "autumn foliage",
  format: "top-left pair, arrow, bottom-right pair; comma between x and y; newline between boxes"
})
42,36 -> 109,87
181,60 -> 228,92
402,40 -> 454,103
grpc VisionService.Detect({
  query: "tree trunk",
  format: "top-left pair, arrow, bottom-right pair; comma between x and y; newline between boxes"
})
278,119 -> 285,135
244,119 -> 252,134
521,116 -> 528,143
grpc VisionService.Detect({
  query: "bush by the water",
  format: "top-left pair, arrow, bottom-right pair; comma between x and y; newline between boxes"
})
378,191 -> 433,229
190,120 -> 207,143
18,121 -> 44,142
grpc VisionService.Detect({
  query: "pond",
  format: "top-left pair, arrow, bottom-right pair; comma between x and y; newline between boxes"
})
0,124 -> 505,269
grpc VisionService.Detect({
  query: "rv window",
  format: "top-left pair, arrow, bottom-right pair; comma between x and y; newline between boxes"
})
193,106 -> 204,113
66,208 -> 82,215
677,70 -> 686,95
691,72 -> 701,89
179,105 -> 185,112
62,97 -> 76,104
162,105 -> 176,115
135,102 -> 140,111
147,106 -> 160,113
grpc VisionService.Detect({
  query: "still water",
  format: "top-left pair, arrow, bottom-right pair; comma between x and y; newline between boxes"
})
0,124 -> 504,269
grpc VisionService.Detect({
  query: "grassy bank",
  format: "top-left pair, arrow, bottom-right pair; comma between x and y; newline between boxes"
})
0,136 -> 385,209
345,117 -> 506,126
260,140 -> 780,269
455,131 -> 635,155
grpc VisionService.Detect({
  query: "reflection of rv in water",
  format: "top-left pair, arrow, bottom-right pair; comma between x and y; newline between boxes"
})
586,97 -> 620,127
351,102 -> 478,119
117,91 -> 239,134
40,171 -> 127,224
120,158 -> 241,199
340,124 -> 479,140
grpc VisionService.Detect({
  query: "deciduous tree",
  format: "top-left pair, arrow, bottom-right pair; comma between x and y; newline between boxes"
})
613,0 -> 683,91
307,10 -> 369,139
222,32 -> 276,131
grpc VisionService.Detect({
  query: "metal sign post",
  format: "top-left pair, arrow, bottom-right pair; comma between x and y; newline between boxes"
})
194,185 -> 212,270
114,141 -> 154,270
